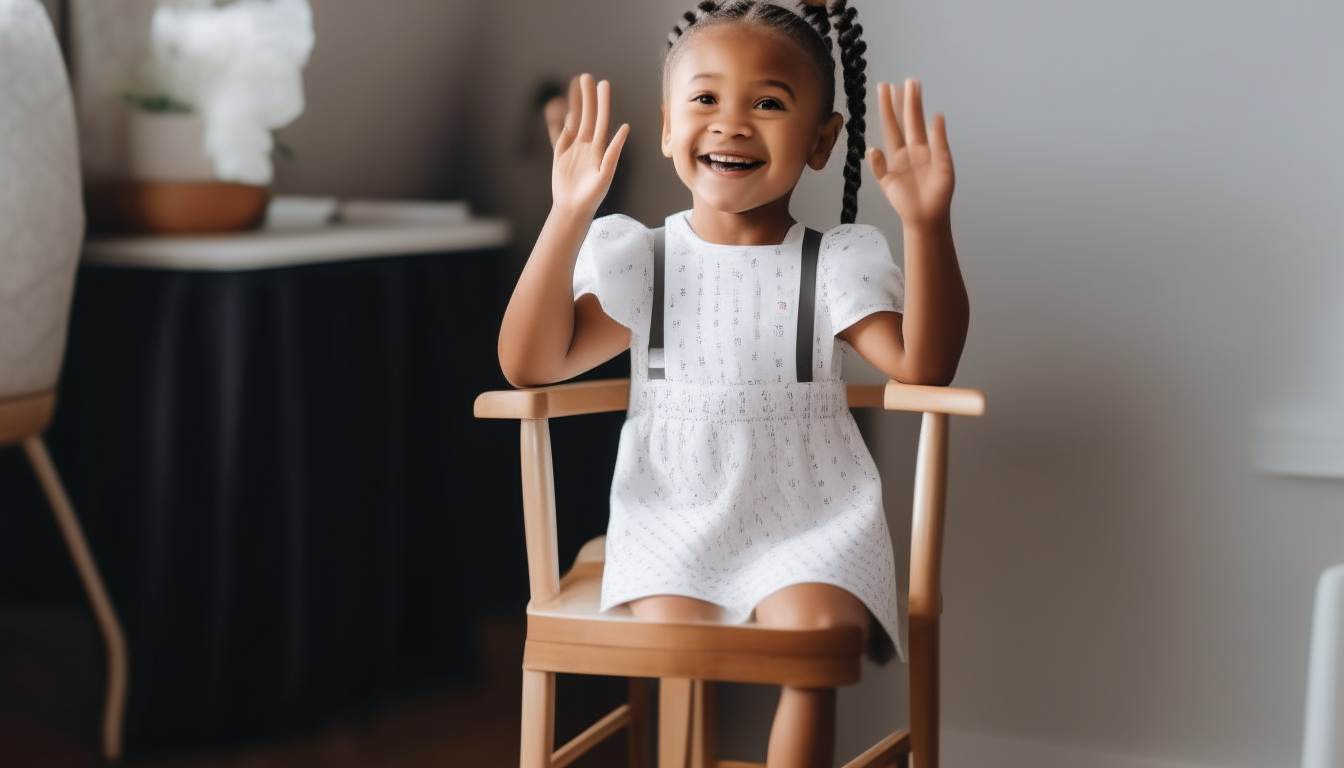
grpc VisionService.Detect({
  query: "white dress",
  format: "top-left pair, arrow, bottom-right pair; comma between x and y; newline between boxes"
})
573,210 -> 907,660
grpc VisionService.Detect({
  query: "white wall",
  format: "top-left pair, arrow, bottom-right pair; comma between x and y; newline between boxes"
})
266,2 -> 1344,766
860,4 -> 1344,768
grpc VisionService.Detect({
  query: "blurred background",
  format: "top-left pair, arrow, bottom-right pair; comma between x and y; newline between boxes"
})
3,1 -> 1343,767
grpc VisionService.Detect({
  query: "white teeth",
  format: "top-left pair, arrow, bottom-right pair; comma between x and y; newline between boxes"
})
706,153 -> 757,163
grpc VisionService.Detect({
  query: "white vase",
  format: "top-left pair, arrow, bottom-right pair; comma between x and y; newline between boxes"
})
125,110 -> 216,182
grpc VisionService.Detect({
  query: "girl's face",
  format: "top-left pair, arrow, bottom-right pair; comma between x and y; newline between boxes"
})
661,23 -> 842,221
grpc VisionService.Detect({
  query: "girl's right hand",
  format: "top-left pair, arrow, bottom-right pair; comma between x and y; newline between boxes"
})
552,73 -> 630,217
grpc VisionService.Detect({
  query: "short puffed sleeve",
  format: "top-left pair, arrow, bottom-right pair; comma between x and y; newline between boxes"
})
572,214 -> 653,333
820,224 -> 905,334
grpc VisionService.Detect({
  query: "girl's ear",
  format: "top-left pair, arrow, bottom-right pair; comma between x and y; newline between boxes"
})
807,111 -> 845,170
661,103 -> 673,158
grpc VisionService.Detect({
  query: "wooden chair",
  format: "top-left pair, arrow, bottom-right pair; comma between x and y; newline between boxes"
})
475,377 -> 984,768
1,0 -> 129,760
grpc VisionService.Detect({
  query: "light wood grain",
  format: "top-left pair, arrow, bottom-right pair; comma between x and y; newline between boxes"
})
840,729 -> 910,768
551,703 -> 633,768
629,678 -> 652,768
475,378 -> 629,420
659,679 -> 693,768
690,681 -> 716,768
520,420 -> 561,604
0,392 -> 55,446
908,412 -> 949,621
519,669 -> 554,768
883,381 -> 985,416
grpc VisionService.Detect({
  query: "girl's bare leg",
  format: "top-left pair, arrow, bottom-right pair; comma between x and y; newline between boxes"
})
629,594 -> 724,623
628,586 -> 867,768
755,583 -> 870,768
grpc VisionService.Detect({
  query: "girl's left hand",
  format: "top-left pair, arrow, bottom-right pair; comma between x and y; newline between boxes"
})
867,79 -> 955,230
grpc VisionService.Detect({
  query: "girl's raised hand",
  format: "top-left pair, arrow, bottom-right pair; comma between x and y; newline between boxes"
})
867,79 -> 955,230
552,73 -> 630,217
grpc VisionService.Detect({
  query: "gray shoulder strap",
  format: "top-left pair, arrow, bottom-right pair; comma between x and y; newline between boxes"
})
648,225 -> 820,383
647,226 -> 666,380
795,228 -> 822,384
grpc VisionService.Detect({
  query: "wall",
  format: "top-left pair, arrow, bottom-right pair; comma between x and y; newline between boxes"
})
127,1 -> 1343,766
857,4 -> 1344,768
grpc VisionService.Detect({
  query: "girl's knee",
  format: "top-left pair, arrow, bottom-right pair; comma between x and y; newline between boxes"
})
628,594 -> 723,623
754,583 -> 871,634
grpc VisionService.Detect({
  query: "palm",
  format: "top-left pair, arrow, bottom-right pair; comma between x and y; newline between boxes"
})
868,80 -> 954,229
552,74 -> 629,216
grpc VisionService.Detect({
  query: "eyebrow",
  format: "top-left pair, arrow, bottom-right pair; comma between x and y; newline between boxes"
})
687,74 -> 796,100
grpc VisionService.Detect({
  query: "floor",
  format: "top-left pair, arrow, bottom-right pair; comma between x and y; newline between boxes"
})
0,607 -> 629,768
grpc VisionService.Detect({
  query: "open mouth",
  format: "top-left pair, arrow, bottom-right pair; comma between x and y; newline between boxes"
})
699,153 -> 764,174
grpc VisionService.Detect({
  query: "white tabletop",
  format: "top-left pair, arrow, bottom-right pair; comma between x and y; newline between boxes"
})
82,217 -> 511,272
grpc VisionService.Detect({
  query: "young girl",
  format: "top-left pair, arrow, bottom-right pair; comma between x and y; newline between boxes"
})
499,2 -> 968,765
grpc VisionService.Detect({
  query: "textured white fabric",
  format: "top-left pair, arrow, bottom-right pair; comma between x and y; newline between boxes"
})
574,211 -> 907,659
0,0 -> 84,400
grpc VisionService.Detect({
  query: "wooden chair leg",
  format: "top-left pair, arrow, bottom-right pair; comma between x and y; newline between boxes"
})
690,680 -> 716,768
521,669 -> 556,768
908,620 -> 939,768
629,678 -> 652,768
659,678 -> 694,768
22,436 -> 128,762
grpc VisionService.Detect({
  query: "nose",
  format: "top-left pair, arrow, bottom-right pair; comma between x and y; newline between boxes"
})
709,106 -> 753,138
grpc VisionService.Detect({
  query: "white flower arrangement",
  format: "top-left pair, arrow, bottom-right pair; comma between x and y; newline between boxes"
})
124,0 -> 314,186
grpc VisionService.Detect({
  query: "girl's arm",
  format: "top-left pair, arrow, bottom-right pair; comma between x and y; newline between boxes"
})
843,79 -> 969,386
499,74 -> 632,388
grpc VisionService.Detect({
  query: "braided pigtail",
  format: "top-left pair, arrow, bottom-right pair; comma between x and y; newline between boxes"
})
829,0 -> 868,225
670,0 -> 722,47
799,2 -> 832,55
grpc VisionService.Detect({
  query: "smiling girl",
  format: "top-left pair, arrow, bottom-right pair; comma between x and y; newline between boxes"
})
498,2 -> 968,765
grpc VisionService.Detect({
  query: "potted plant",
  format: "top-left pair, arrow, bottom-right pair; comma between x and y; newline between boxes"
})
88,0 -> 314,234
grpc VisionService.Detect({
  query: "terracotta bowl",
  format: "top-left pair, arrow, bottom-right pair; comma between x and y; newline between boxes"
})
86,181 -> 270,235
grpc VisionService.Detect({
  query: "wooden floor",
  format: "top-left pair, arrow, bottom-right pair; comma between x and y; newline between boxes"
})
0,607 -> 628,768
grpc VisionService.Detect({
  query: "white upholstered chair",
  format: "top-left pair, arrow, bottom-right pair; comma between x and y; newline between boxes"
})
0,0 -> 128,759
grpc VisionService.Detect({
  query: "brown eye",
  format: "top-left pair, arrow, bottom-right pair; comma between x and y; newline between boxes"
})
693,94 -> 716,105
756,98 -> 784,111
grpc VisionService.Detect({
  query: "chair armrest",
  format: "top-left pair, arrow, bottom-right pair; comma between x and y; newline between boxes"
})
884,381 -> 985,417
474,378 -> 631,420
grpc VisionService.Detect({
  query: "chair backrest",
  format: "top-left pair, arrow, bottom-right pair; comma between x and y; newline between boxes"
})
0,0 -> 85,400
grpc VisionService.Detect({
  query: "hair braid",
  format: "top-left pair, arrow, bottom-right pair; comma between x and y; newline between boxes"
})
670,0 -> 723,47
829,0 -> 868,224
799,2 -> 832,56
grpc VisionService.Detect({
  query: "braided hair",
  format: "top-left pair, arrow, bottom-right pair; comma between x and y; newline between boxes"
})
664,0 -> 870,224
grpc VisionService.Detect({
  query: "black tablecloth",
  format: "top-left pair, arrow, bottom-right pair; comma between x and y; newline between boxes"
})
0,247 -> 628,753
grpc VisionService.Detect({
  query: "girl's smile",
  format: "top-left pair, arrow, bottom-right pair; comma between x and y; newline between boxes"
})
662,24 -> 842,244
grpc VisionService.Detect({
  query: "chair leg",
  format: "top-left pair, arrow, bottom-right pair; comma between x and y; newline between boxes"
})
22,436 -> 128,762
521,669 -> 556,768
690,680 -> 716,768
629,678 -> 652,768
908,620 -> 940,768
659,678 -> 694,768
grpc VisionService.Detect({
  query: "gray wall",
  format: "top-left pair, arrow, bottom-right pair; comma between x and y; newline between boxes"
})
268,2 -> 1344,767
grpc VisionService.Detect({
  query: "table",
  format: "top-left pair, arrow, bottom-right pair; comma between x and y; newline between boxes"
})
31,218 -> 544,752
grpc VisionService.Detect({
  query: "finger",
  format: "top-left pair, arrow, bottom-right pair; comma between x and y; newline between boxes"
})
866,146 -> 888,179
556,76 -> 582,152
563,75 -> 582,134
602,123 -> 630,178
545,96 -> 568,148
594,80 -> 612,148
878,81 -> 904,152
577,74 -> 598,142
904,78 -> 928,146
931,112 -> 951,155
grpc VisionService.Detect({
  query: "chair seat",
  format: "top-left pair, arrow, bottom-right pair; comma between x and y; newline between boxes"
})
524,537 -> 864,687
